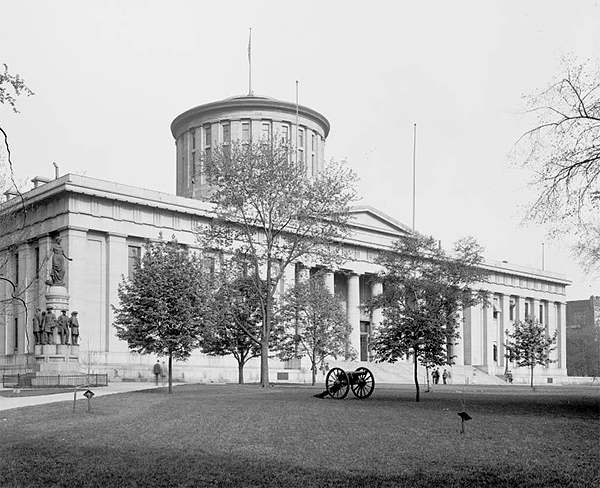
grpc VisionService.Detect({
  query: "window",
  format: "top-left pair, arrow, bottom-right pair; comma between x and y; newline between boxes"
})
509,297 -> 516,321
222,123 -> 230,145
524,301 -> 530,319
203,256 -> 216,278
311,153 -> 316,176
311,133 -> 316,151
242,121 -> 251,142
261,122 -> 271,141
128,246 -> 141,276
191,128 -> 196,149
204,125 -> 211,147
298,149 -> 304,163
35,247 -> 40,279
281,125 -> 289,143
298,128 -> 304,147
14,318 -> 18,351
539,303 -> 544,323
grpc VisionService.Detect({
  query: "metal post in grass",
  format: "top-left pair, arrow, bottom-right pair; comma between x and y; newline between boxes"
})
457,411 -> 472,434
83,389 -> 94,412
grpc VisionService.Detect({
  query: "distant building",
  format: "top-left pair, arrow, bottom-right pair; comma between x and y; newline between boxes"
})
0,95 -> 572,385
566,296 -> 600,377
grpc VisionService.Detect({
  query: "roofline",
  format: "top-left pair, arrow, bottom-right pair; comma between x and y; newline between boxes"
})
170,96 -> 331,139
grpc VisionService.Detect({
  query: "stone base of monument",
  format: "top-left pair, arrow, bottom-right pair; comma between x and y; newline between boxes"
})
45,285 -> 70,312
34,344 -> 80,373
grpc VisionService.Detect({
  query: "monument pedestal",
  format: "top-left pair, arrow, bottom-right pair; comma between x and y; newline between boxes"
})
35,285 -> 80,373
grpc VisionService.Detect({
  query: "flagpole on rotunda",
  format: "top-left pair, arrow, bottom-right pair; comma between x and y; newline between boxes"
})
248,28 -> 252,96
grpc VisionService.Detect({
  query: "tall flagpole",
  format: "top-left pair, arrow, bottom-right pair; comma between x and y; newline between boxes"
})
412,123 -> 417,231
296,80 -> 299,165
248,28 -> 252,96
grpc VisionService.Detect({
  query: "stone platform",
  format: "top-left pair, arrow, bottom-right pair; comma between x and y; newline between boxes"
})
34,344 -> 80,373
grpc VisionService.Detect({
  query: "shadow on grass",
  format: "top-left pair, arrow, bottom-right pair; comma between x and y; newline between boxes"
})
1,441 -> 591,488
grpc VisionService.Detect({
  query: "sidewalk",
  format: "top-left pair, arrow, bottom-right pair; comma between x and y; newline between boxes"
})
0,382 -> 181,412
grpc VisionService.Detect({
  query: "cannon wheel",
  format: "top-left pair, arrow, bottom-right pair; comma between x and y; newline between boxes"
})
326,367 -> 350,399
351,367 -> 375,399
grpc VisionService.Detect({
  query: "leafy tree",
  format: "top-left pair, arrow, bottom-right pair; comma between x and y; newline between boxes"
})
515,56 -> 600,270
279,272 -> 352,385
198,138 -> 358,387
201,273 -> 267,384
370,234 -> 488,402
505,318 -> 557,388
113,236 -> 209,393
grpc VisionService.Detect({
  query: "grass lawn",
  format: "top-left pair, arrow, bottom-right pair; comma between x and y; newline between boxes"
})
0,384 -> 598,487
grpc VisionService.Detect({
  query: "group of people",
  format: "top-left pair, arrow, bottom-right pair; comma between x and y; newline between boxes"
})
431,368 -> 450,385
153,361 -> 168,386
32,308 -> 80,346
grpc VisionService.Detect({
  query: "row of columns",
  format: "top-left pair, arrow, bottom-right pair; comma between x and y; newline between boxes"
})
464,293 -> 567,372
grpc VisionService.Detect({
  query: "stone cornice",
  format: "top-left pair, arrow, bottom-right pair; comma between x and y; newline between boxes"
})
170,96 -> 331,139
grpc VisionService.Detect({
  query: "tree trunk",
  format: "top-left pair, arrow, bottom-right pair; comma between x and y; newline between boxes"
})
311,361 -> 316,386
413,353 -> 420,402
168,354 -> 173,394
530,364 -> 534,389
259,290 -> 273,387
238,360 -> 244,384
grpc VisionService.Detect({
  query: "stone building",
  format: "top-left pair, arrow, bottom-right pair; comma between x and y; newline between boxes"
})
566,296 -> 600,377
0,95 -> 571,385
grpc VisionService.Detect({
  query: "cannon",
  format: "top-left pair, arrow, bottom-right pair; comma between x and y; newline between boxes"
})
324,367 -> 375,399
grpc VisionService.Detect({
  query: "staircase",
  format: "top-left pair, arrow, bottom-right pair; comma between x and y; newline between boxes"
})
325,360 -> 506,386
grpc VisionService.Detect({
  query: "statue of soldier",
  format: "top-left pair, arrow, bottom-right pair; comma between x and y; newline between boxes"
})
57,309 -> 70,345
69,311 -> 80,346
32,308 -> 43,345
43,308 -> 56,345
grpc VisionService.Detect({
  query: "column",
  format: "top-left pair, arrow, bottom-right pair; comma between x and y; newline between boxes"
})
17,242 -> 35,354
347,273 -> 360,357
323,270 -> 335,294
516,296 -> 526,322
532,298 -> 540,322
106,234 -> 128,353
499,294 -> 511,370
557,302 -> 567,370
547,301 -> 558,365
370,281 -> 383,329
483,300 -> 494,369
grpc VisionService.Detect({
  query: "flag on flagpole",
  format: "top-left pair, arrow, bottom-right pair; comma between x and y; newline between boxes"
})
248,28 -> 251,63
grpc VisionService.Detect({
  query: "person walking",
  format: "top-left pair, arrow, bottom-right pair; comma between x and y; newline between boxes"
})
442,369 -> 448,384
153,361 -> 161,385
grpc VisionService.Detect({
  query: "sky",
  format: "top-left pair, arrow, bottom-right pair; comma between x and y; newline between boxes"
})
1,0 -> 599,300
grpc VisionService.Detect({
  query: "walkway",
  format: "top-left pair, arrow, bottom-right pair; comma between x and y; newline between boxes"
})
0,382 -> 180,412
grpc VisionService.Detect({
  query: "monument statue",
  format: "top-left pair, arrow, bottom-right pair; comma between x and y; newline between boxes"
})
69,311 -> 80,346
43,308 -> 56,345
32,308 -> 43,345
45,236 -> 73,286
57,309 -> 70,345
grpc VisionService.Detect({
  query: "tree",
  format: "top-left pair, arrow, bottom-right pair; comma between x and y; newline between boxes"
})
198,138 -> 358,387
113,236 -> 209,393
515,56 -> 600,270
0,64 -> 36,345
279,272 -> 352,385
505,318 -> 557,388
201,274 -> 267,384
370,234 -> 488,402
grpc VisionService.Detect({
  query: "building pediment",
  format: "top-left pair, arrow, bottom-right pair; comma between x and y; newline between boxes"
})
349,205 -> 413,238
